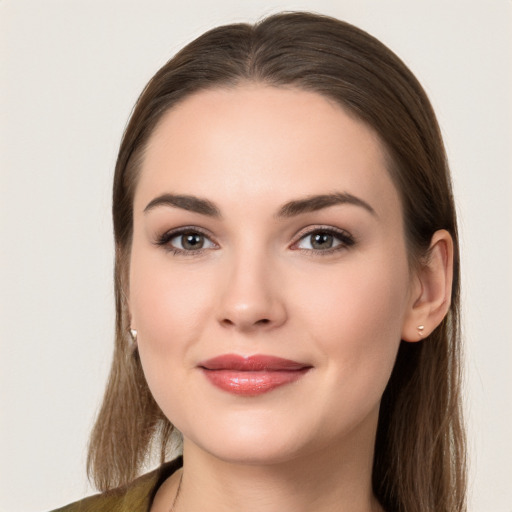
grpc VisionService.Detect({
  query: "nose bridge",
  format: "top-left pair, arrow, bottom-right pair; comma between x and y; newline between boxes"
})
217,238 -> 286,331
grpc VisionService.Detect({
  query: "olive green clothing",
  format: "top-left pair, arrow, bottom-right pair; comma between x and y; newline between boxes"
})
51,457 -> 182,512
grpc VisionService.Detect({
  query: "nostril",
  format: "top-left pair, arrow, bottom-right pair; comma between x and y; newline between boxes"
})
220,317 -> 271,328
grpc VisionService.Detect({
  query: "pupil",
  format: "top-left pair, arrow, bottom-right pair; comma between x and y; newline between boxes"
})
183,233 -> 203,250
312,233 -> 333,249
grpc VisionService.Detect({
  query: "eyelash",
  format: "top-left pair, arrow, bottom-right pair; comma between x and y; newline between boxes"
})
154,226 -> 355,257
292,226 -> 355,256
154,226 -> 216,256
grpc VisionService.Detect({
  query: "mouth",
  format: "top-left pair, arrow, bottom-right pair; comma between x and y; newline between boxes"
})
197,354 -> 313,396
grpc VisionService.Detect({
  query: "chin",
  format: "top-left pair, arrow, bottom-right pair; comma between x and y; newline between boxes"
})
191,436 -> 308,466
183,412 -> 314,465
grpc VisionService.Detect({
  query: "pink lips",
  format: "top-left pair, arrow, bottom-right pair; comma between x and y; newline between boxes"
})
198,354 -> 312,396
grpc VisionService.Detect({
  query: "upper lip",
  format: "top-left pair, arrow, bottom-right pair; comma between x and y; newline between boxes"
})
198,354 -> 311,371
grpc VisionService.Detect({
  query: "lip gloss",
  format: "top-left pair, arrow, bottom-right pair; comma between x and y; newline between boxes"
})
198,354 -> 312,396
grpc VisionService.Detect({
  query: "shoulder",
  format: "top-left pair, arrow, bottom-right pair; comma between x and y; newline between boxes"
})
49,457 -> 182,512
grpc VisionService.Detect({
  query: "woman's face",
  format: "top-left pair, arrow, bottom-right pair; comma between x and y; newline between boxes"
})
129,85 -> 418,464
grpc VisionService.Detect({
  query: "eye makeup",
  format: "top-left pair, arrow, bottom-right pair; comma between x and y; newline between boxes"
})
154,226 -> 218,256
153,224 -> 355,258
291,226 -> 355,256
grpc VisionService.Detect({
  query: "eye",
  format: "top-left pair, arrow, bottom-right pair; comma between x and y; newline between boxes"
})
156,228 -> 217,255
293,227 -> 355,254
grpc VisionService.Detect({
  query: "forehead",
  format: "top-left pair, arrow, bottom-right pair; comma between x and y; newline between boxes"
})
136,85 -> 400,220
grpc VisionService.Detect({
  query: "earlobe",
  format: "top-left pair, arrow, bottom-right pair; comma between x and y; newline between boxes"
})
401,229 -> 454,342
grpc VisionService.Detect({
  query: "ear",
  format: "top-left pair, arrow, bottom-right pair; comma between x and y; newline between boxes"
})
401,229 -> 454,342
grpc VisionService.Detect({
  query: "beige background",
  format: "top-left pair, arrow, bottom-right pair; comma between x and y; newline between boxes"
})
1,1 -> 511,511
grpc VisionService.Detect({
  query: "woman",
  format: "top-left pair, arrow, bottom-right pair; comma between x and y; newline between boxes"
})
54,11 -> 466,512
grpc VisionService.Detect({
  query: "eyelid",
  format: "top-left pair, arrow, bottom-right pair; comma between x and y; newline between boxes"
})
154,226 -> 219,255
154,224 -> 355,256
290,225 -> 355,253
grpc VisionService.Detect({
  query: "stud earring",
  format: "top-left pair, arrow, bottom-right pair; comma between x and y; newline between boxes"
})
129,328 -> 138,344
417,325 -> 425,338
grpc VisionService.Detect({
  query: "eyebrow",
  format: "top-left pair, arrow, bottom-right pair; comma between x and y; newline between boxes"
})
276,192 -> 376,218
144,194 -> 222,217
143,192 -> 376,218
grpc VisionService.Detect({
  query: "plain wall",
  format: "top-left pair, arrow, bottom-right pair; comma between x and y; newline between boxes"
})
1,1 -> 511,511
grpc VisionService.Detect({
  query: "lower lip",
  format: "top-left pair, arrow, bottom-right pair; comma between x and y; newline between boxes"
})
201,368 -> 310,396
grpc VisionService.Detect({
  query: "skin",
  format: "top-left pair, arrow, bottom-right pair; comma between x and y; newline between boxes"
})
129,85 -> 453,512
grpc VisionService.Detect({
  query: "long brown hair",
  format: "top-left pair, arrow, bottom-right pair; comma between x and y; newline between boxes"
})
88,12 -> 466,511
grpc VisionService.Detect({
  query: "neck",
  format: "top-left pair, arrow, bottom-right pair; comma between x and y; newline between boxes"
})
169,418 -> 382,512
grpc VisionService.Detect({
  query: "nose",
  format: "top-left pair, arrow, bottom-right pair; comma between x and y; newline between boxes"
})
216,250 -> 287,332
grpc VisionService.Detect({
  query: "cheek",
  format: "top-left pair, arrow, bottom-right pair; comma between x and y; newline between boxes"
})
309,249 -> 408,333
130,253 -> 214,347
296,254 -> 409,392
128,252 -> 215,406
